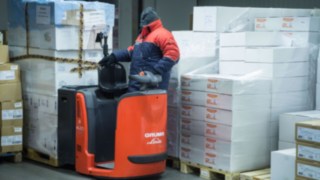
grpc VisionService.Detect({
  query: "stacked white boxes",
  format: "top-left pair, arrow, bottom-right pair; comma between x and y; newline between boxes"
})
279,110 -> 320,150
168,31 -> 218,157
8,0 -> 115,159
316,50 -> 320,109
180,64 -> 275,172
177,6 -> 320,172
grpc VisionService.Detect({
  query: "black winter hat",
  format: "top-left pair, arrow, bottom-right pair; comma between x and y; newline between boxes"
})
140,7 -> 159,27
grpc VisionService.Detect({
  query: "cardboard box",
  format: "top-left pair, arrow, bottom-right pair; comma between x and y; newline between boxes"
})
220,32 -> 287,47
23,92 -> 57,115
270,148 -> 295,180
281,32 -> 320,46
255,17 -> 282,32
172,31 -> 218,58
180,146 -> 270,172
180,133 -> 276,156
181,71 -> 271,95
297,142 -> 320,163
219,61 -> 309,78
1,101 -> 23,126
296,159 -> 320,179
278,141 -> 295,150
0,82 -> 22,102
245,47 -> 309,63
192,6 -> 316,32
180,118 -> 274,141
0,45 -> 9,64
180,104 -> 270,126
255,17 -> 320,32
0,126 -> 23,153
10,47 -> 101,96
272,91 -> 310,108
279,111 -> 320,143
296,120 -> 320,144
272,76 -> 309,93
219,47 -> 245,61
0,63 -> 20,83
181,90 -> 271,111
221,32 -> 319,47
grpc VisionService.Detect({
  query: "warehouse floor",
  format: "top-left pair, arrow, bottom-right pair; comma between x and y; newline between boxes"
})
0,160 -> 202,180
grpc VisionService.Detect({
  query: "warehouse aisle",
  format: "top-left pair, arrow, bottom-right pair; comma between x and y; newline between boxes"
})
0,160 -> 202,180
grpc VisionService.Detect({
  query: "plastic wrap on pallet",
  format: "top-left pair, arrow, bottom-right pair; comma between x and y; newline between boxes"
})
10,47 -> 101,96
24,124 -> 57,158
193,6 -> 320,32
171,31 -> 219,83
23,92 -> 58,115
8,0 -> 114,50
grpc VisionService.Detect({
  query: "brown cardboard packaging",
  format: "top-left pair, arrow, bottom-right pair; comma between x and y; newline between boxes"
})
0,101 -> 23,126
296,159 -> 320,179
0,63 -> 20,83
0,45 -> 9,64
295,120 -> 320,145
0,126 -> 22,153
0,82 -> 22,102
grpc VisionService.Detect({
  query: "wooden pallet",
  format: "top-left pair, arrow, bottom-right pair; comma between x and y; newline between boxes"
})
25,148 -> 59,167
166,156 -> 180,169
240,169 -> 270,180
0,152 -> 22,163
180,161 -> 240,180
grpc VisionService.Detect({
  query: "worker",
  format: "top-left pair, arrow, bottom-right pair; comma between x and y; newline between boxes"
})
99,7 -> 180,92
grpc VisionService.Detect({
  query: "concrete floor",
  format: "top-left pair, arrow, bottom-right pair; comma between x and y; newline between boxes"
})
0,160 -> 202,180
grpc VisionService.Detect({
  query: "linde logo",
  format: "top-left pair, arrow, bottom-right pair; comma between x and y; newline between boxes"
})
144,132 -> 164,138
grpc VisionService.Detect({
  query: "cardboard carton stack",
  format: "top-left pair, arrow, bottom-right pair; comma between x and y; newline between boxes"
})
176,6 -> 320,172
279,110 -> 320,150
295,120 -> 320,179
167,31 -> 218,158
8,0 -> 114,159
0,37 -> 23,153
180,64 -> 275,172
220,18 -> 317,146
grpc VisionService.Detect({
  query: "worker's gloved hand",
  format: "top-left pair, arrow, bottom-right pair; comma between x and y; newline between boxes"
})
98,54 -> 116,66
130,71 -> 162,86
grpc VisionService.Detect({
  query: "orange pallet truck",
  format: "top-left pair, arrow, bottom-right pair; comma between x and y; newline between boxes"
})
58,33 -> 167,179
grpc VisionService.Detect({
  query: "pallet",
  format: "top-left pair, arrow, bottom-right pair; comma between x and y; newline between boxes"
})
0,152 -> 22,163
180,161 -> 240,180
166,156 -> 180,169
240,169 -> 270,180
25,148 -> 59,167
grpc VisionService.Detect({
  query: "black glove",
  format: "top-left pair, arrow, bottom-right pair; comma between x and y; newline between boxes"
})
99,54 -> 116,66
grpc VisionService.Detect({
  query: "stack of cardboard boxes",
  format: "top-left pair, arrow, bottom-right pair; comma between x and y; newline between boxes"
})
167,31 -> 218,158
295,120 -> 320,179
8,0 -> 114,159
180,64 -> 274,172
0,34 -> 23,153
176,6 -> 320,172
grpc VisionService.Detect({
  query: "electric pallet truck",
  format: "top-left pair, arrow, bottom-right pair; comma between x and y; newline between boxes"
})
57,32 -> 167,179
